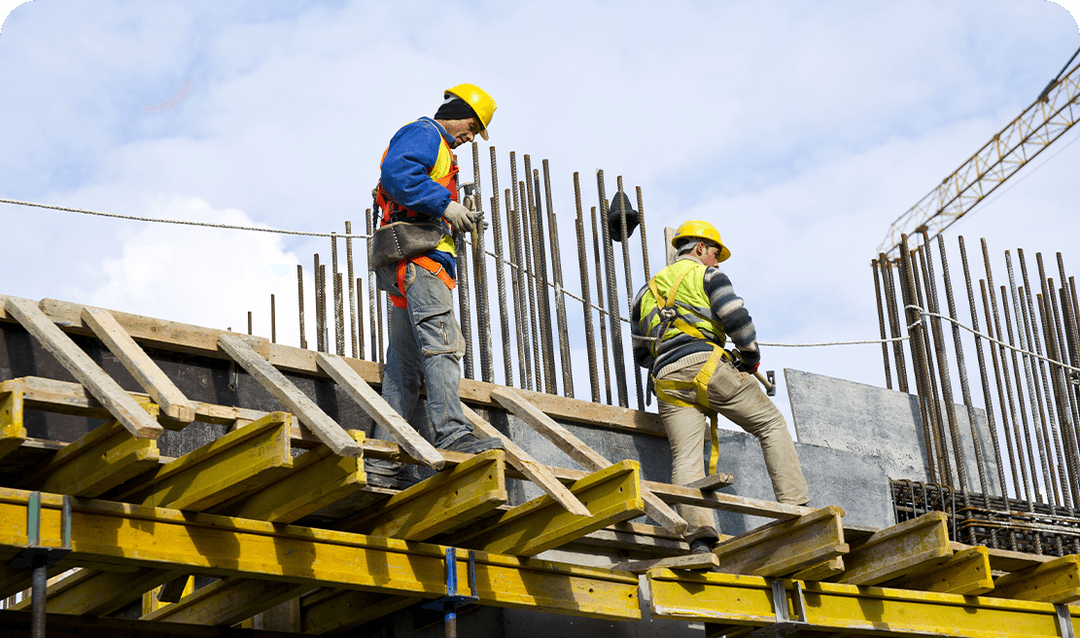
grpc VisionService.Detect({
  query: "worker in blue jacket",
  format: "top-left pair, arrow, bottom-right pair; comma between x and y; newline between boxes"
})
368,84 -> 503,488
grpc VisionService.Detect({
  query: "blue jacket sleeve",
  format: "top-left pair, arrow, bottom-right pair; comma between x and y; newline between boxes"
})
380,119 -> 452,217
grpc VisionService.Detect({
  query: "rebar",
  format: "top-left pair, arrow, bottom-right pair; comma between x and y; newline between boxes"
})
332,233 -> 344,356
525,157 -> 555,394
472,142 -> 493,384
544,159 -> 573,398
509,153 -> 534,390
490,148 -> 513,387
297,264 -> 307,350
616,176 -> 645,411
247,310 -> 252,336
574,174 -> 600,403
507,187 -> 529,389
519,179 -> 541,392
980,278 -> 1023,502
455,226 -> 473,380
346,221 -> 357,358
636,186 -> 651,280
1038,254 -> 1077,508
591,205 -> 613,405
912,245 -> 950,486
314,253 -> 324,352
1000,282 -> 1040,506
882,256 -> 909,392
271,294 -> 277,344
320,264 -> 329,352
355,277 -> 364,360
872,258 -> 893,389
597,170 -> 628,407
366,209 -> 380,364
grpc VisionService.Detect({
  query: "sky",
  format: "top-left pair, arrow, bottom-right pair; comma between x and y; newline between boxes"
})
0,0 -> 1078,436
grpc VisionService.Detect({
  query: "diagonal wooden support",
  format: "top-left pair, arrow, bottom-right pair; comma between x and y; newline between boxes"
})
453,459 -> 646,556
81,306 -> 198,426
711,505 -> 848,577
836,511 -> 953,586
462,403 -> 591,517
218,430 -> 366,523
114,411 -> 294,511
336,448 -> 507,539
23,403 -> 161,498
490,387 -> 687,535
316,352 -> 444,470
4,297 -> 163,439
890,545 -> 994,595
218,333 -> 361,457
993,554 -> 1080,604
0,380 -> 28,461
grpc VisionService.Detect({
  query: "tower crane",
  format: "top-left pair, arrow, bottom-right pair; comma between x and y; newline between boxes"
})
878,53 -> 1080,260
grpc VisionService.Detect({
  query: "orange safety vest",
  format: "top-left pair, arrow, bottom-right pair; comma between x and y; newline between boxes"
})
375,120 -> 460,308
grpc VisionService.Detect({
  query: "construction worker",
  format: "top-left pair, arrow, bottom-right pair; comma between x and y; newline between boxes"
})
631,220 -> 809,553
367,84 -> 503,487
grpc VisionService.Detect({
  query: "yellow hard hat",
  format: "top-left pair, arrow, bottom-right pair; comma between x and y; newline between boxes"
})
445,83 -> 496,141
671,220 -> 730,262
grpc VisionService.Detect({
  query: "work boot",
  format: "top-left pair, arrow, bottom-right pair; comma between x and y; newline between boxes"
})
689,536 -> 718,555
365,459 -> 409,490
444,433 -> 505,455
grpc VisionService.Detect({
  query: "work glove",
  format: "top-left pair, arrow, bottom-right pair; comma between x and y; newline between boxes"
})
728,349 -> 760,374
443,200 -> 476,233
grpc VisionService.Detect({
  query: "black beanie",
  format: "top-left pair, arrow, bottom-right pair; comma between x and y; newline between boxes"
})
434,96 -> 478,122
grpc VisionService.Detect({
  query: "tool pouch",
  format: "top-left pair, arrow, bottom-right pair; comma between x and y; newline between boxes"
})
370,221 -> 445,270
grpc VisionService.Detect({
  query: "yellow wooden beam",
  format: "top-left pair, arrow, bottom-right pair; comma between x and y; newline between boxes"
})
0,380 -> 28,461
648,569 -> 1080,637
22,567 -> 183,616
23,403 -> 160,498
142,577 -> 308,626
336,449 -> 507,539
836,511 -> 952,586
218,429 -> 365,523
0,487 -> 641,621
712,506 -> 848,577
891,545 -> 994,596
993,554 -> 1080,604
454,460 -> 645,557
114,411 -> 294,511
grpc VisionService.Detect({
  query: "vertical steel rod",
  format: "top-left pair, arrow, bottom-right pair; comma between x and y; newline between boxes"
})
247,311 -> 253,336
455,224 -> 473,380
882,257 -> 909,392
471,142 -> 493,384
899,240 -> 938,484
507,188 -> 529,388
366,209 -> 380,364
525,159 -> 555,394
591,204 -> 613,405
31,555 -> 46,638
271,294 -> 277,344
544,159 -> 573,398
490,148 -> 513,386
356,277 -> 365,360
297,264 -> 307,350
597,169 -> 628,407
346,221 -> 357,358
616,176 -> 645,411
509,153 -> 533,390
913,246 -> 950,487
519,179 -> 541,392
1000,282 -> 1041,506
334,272 -> 345,356
314,253 -> 324,352
636,186 -> 652,281
574,174 -> 600,403
320,264 -> 329,352
873,258 -> 893,389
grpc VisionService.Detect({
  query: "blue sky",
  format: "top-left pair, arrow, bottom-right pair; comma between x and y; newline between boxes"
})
0,0 -> 1078,430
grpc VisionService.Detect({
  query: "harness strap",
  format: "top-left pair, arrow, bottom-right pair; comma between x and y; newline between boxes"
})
388,256 -> 457,309
653,346 -> 731,475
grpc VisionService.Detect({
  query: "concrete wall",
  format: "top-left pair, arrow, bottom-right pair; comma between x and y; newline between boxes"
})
786,368 -> 1002,497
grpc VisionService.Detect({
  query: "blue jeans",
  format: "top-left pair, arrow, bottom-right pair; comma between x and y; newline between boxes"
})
375,261 -> 471,449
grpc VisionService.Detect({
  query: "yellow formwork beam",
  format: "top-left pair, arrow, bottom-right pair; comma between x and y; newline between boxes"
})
16,566 -> 181,616
25,402 -> 160,498
454,459 -> 645,557
219,430 -> 365,523
115,411 -> 294,511
0,487 -> 641,621
648,569 -> 1080,638
712,505 -> 847,577
891,545 -> 994,596
142,577 -> 308,626
994,554 -> 1080,604
0,380 -> 27,461
338,449 -> 507,539
837,511 -> 952,585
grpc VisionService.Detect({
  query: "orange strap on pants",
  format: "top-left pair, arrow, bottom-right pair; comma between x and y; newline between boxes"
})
388,256 -> 457,309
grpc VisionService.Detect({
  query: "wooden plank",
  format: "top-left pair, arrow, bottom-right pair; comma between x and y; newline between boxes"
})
115,411 -> 294,511
574,521 -> 688,555
614,553 -> 720,573
981,543 -> 1058,573
218,334 -> 361,457
28,297 -> 664,437
711,505 -> 848,577
993,554 -> 1080,604
81,307 -> 198,425
335,449 -> 507,539
219,430 -> 365,523
4,297 -> 163,439
687,472 -> 735,491
490,387 -> 687,535
24,407 -> 161,498
454,460 -> 646,556
892,545 -> 994,595
142,578 -> 309,626
316,352 -> 444,469
0,380 -> 28,461
792,556 -> 846,581
837,512 -> 953,586
462,403 -> 591,517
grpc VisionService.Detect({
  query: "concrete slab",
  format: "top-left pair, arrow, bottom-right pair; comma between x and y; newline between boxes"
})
786,368 -> 1002,497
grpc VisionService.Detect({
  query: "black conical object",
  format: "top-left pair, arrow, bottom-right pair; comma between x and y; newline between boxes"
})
606,190 -> 639,242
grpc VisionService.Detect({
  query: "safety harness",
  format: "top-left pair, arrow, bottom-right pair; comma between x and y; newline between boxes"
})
388,255 -> 457,309
646,267 -> 732,475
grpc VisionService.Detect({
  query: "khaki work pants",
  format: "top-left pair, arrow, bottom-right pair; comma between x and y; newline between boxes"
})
657,357 -> 809,541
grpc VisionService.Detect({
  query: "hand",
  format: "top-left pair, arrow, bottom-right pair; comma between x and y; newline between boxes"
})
735,357 -> 760,374
443,201 -> 475,233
